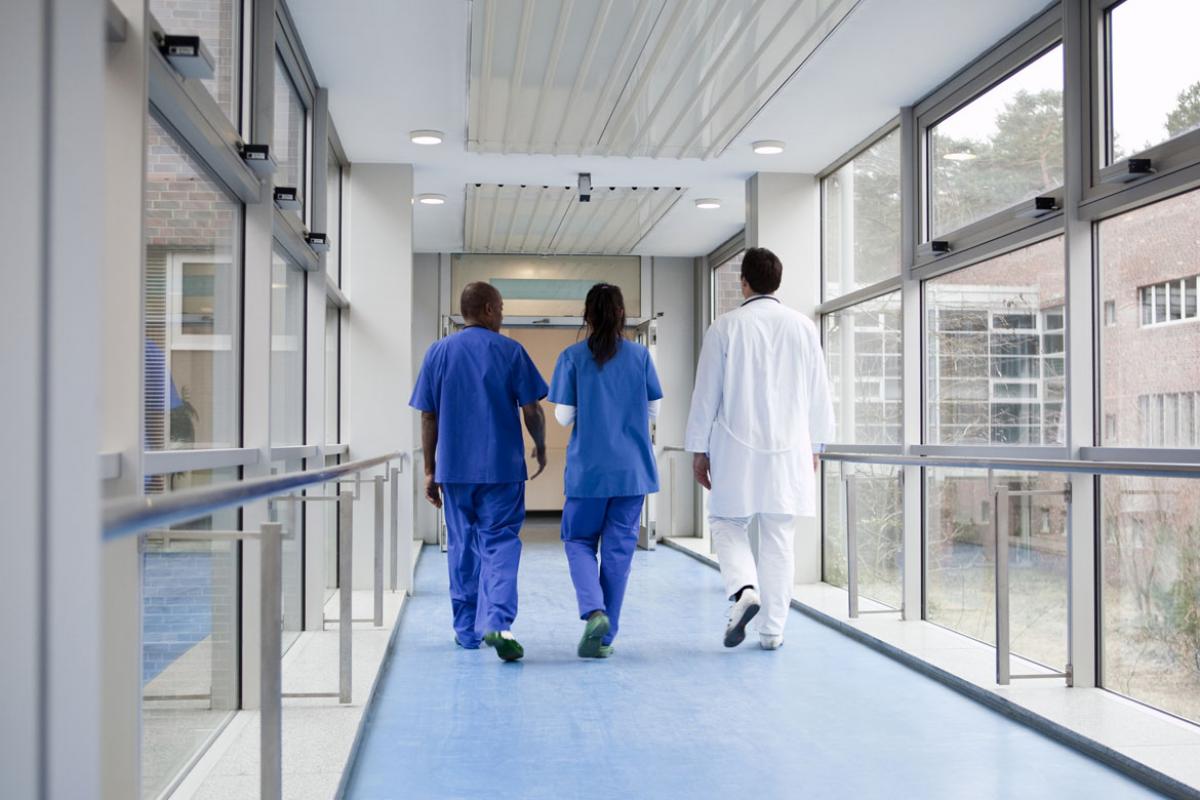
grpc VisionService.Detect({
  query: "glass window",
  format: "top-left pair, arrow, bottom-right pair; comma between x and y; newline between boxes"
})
925,237 -> 1065,445
144,114 -> 242,451
327,152 -> 342,282
270,250 -> 305,446
823,129 -> 902,298
712,250 -> 744,320
929,44 -> 1063,237
1099,190 -> 1200,447
141,467 -> 239,799
823,461 -> 903,610
150,0 -> 241,127
268,460 -> 304,651
1107,0 -> 1200,162
926,468 -> 1068,669
273,50 -> 306,219
824,292 -> 902,444
325,306 -> 339,442
451,253 -> 642,317
1101,475 -> 1200,723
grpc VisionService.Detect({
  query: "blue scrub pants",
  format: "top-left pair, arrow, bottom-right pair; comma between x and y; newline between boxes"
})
561,495 -> 644,646
441,482 -> 525,648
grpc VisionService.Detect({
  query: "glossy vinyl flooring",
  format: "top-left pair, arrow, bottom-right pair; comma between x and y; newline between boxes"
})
343,515 -> 1163,800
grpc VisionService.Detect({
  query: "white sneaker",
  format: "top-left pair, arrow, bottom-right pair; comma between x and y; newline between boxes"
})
724,588 -> 761,648
759,634 -> 784,650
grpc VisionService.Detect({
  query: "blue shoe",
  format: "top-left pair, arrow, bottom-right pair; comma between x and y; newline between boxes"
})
578,613 -> 611,659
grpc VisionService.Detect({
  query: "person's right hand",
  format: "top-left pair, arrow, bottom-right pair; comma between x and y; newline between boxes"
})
424,475 -> 442,509
692,453 -> 711,490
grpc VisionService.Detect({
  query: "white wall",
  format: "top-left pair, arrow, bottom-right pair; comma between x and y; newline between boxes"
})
412,253 -> 441,543
345,164 -> 415,586
652,256 -> 697,537
746,172 -> 824,584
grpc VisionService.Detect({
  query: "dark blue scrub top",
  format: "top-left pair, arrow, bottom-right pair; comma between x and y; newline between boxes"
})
549,340 -> 663,498
409,327 -> 548,484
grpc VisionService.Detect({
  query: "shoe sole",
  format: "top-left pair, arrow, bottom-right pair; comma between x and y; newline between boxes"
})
578,615 -> 611,659
724,602 -> 760,648
483,633 -> 524,662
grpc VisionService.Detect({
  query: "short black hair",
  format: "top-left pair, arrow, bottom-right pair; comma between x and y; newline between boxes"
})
460,281 -> 501,320
741,247 -> 783,295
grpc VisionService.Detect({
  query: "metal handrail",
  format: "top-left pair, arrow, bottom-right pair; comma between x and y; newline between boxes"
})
103,451 -> 402,540
821,451 -> 1200,478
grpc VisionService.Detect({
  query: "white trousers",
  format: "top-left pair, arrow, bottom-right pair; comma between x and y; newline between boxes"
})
710,514 -> 796,637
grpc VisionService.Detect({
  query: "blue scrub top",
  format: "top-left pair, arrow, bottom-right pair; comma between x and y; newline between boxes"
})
409,327 -> 548,484
549,339 -> 663,498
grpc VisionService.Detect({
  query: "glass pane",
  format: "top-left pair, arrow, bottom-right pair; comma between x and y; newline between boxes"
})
1108,0 -> 1200,162
824,292 -> 902,444
930,44 -> 1063,237
712,250 -> 744,319
926,468 -> 1068,669
269,459 -> 305,651
1099,190 -> 1200,446
273,50 -> 306,219
451,253 -> 641,317
926,237 -> 1065,445
144,115 -> 241,451
326,152 -> 342,282
270,251 -> 305,446
150,0 -> 240,127
1102,476 -> 1200,723
823,461 -> 903,609
823,129 -> 902,299
325,308 -> 339,442
141,467 -> 239,799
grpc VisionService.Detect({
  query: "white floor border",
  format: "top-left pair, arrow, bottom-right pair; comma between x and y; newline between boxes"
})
663,537 -> 1200,800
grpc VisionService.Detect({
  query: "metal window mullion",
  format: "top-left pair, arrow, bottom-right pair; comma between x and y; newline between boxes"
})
816,275 -> 903,316
911,216 -> 1066,283
273,210 -> 319,271
900,104 -> 923,620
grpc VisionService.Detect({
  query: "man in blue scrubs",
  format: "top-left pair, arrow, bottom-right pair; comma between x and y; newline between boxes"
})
410,282 -> 549,661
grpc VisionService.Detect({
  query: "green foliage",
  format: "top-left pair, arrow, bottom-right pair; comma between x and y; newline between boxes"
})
1165,81 -> 1200,140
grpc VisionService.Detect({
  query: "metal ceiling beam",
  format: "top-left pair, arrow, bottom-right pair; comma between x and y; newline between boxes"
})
526,0 -> 574,154
551,0 -> 611,155
499,0 -> 537,155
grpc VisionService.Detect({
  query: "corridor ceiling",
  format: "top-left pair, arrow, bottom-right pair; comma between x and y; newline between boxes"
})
289,0 -> 1051,256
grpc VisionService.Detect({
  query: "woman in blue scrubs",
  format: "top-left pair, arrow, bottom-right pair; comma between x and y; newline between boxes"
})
549,283 -> 662,658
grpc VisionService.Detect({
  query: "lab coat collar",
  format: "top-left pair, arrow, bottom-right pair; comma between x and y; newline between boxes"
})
741,293 -> 780,307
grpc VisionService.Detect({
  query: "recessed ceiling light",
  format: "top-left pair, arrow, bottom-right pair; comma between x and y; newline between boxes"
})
943,151 -> 978,162
410,129 -> 444,145
752,140 -> 785,155
695,198 -> 721,209
417,193 -> 446,205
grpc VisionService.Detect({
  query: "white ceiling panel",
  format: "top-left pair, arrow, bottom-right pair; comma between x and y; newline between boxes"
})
468,0 -> 862,159
464,184 -> 685,254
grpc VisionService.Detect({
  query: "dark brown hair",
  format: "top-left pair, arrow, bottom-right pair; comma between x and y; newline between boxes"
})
584,283 -> 626,366
741,247 -> 783,295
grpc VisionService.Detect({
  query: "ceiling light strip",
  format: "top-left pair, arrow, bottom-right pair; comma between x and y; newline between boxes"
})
701,0 -> 859,160
473,1 -> 498,151
597,0 -> 693,155
577,0 -> 661,154
499,0 -> 536,155
648,0 -> 772,159
627,188 -> 684,253
550,0 -> 611,155
674,0 -> 809,159
525,0 -> 574,155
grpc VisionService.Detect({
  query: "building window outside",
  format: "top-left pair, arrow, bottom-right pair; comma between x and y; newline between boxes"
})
1105,299 -> 1118,326
1136,392 -> 1199,447
144,114 -> 242,455
1138,275 -> 1199,327
925,237 -> 1066,446
711,250 -> 744,320
822,128 -> 902,299
150,0 -> 241,128
929,44 -> 1063,237
273,50 -> 307,220
270,250 -> 305,446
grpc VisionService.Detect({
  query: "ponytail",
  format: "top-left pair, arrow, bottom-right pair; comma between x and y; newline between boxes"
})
583,283 -> 626,367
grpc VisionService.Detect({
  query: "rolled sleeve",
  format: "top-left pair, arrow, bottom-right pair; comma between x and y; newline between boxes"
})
409,348 -> 439,413
512,345 -> 549,407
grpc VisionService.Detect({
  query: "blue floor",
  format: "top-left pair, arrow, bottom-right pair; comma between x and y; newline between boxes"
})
344,519 -> 1162,800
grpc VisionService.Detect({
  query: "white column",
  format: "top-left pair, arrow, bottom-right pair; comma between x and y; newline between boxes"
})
101,0 -> 149,795
345,164 -> 415,588
745,172 -> 822,583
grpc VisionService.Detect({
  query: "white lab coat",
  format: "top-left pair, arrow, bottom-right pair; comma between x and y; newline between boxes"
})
684,296 -> 835,518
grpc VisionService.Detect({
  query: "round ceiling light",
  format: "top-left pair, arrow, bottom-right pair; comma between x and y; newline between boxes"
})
417,193 -> 446,205
752,140 -> 785,155
943,151 -> 978,162
694,198 -> 721,209
410,129 -> 444,145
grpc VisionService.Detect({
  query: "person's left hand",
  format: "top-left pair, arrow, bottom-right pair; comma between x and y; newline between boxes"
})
530,446 -> 547,479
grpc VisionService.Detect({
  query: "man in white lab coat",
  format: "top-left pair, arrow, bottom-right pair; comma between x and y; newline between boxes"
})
685,247 -> 834,650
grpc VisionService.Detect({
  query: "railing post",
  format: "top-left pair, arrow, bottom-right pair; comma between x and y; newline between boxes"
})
994,485 -> 1011,685
373,474 -> 384,627
845,473 -> 859,618
390,466 -> 399,593
259,522 -> 283,800
338,491 -> 353,704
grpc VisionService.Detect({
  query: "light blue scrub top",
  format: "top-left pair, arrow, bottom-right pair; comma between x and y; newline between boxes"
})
409,327 -> 548,484
549,340 -> 663,498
